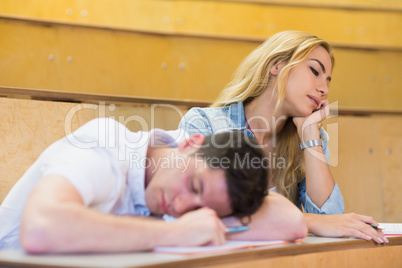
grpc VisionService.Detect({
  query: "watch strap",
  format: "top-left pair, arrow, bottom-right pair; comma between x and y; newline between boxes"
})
300,139 -> 324,150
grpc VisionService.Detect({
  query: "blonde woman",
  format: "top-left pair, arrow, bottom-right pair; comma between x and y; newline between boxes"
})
179,31 -> 388,243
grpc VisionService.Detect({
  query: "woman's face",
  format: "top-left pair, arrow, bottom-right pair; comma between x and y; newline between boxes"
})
283,46 -> 333,117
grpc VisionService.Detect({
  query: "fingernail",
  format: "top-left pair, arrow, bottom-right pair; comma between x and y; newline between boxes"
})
384,237 -> 389,243
378,237 -> 384,243
366,235 -> 372,240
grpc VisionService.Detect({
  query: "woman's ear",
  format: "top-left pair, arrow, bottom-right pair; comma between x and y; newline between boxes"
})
178,134 -> 205,152
270,64 -> 279,76
270,62 -> 285,76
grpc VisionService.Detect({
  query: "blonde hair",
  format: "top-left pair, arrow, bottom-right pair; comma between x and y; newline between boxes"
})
211,31 -> 334,204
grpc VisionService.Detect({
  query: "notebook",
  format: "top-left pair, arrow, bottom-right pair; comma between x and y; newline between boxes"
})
379,223 -> 402,236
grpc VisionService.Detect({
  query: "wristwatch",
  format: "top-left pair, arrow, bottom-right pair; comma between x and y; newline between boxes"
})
300,139 -> 324,150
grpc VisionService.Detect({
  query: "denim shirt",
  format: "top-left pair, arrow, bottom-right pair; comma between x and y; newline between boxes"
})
179,102 -> 344,215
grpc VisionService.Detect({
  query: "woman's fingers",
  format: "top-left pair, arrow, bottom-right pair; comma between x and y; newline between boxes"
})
307,213 -> 389,244
344,213 -> 388,243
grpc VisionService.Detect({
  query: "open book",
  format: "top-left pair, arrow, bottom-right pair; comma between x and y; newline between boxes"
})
379,223 -> 402,236
153,240 -> 298,255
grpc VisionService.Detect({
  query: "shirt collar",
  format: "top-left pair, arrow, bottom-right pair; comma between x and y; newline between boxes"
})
228,101 -> 254,137
149,128 -> 188,148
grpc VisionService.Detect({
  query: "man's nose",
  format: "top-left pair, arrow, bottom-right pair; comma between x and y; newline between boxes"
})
173,194 -> 202,216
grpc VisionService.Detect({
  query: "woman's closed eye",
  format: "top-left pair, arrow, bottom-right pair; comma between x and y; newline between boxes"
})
310,66 -> 319,76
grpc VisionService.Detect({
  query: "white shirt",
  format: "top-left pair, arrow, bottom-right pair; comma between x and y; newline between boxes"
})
0,118 -> 186,249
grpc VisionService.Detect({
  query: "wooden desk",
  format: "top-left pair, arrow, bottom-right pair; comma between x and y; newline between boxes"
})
0,236 -> 401,268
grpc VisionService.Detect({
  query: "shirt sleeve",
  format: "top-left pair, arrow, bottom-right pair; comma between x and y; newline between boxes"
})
298,179 -> 344,214
41,118 -> 125,208
41,145 -> 121,207
298,127 -> 345,214
178,108 -> 214,136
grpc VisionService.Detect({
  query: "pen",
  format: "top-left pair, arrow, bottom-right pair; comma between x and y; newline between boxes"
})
226,226 -> 249,233
366,223 -> 383,230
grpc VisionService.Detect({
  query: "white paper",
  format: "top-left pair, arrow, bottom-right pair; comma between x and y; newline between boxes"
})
153,240 -> 289,255
378,223 -> 402,236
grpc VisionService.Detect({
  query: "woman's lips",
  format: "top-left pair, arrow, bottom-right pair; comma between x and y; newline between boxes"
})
308,95 -> 320,109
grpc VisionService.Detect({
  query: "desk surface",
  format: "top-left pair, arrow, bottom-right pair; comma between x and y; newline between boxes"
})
0,236 -> 401,268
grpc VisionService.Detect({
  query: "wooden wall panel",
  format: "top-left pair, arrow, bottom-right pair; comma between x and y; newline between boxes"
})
110,33 -> 254,101
0,98 -> 187,204
297,250 -> 346,268
1,18 -> 402,109
205,255 -> 295,268
0,98 -> 97,203
57,26 -> 120,95
326,115 -> 402,222
0,18 -> 257,101
202,245 -> 402,268
237,0 -> 402,10
104,103 -> 188,132
330,49 -> 402,110
0,0 -> 401,49
377,116 -> 402,223
326,116 -> 384,221
0,20 -> 61,90
297,247 -> 402,268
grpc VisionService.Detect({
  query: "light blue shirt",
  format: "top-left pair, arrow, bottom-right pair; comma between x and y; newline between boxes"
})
179,102 -> 344,215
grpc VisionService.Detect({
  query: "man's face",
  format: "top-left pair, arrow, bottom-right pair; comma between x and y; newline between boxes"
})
145,155 -> 232,218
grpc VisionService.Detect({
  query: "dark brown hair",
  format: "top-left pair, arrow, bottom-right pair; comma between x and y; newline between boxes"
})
196,130 -> 268,220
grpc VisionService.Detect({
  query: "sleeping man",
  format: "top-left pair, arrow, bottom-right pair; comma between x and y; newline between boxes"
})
0,118 -> 306,253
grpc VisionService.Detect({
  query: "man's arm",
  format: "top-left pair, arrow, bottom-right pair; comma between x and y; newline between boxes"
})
222,191 -> 308,241
20,176 -> 226,253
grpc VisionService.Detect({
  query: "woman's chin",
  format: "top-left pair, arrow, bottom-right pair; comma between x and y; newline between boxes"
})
293,110 -> 313,117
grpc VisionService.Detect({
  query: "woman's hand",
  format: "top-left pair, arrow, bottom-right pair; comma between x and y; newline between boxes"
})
293,100 -> 329,141
305,213 -> 389,244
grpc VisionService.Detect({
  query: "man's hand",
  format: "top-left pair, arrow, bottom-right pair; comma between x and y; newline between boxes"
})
305,213 -> 389,244
171,208 -> 227,246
